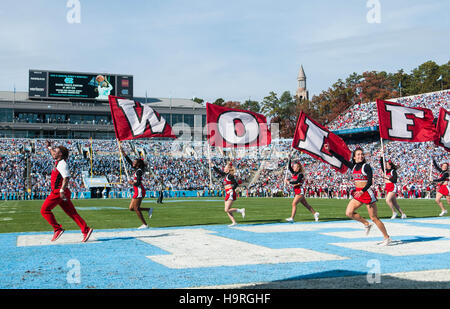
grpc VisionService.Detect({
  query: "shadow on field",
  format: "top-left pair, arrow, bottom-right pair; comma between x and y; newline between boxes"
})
235,269 -> 450,289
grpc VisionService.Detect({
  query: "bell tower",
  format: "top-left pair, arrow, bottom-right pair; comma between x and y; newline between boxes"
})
296,65 -> 309,101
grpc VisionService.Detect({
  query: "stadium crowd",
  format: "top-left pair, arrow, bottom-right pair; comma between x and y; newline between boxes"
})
0,137 -> 446,201
0,89 -> 447,200
328,90 -> 450,131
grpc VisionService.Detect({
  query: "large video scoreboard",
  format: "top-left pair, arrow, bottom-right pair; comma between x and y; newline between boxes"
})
29,70 -> 133,100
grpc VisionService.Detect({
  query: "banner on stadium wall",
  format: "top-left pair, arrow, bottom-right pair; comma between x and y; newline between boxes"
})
435,107 -> 450,152
376,99 -> 438,142
108,96 -> 176,141
292,111 -> 351,173
206,103 -> 271,148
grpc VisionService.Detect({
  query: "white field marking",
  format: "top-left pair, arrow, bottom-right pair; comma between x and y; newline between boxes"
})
234,221 -> 367,233
192,269 -> 450,289
321,222 -> 450,239
330,239 -> 450,256
16,230 -> 170,247
411,218 -> 450,225
16,228 -> 348,268
0,217 -> 12,221
143,229 -> 348,269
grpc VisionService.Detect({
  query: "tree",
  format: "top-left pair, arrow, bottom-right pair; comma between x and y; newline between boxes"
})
192,97 -> 204,104
213,98 -> 225,106
357,71 -> 398,103
223,101 -> 241,109
241,100 -> 261,113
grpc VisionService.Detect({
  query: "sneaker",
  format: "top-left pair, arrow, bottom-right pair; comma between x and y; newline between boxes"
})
401,213 -> 407,219
365,223 -> 373,236
228,222 -> 237,227
378,237 -> 392,246
82,228 -> 93,243
390,212 -> 398,219
240,208 -> 246,219
138,224 -> 149,229
51,229 -> 64,242
285,218 -> 294,223
439,210 -> 448,217
314,212 -> 320,222
149,208 -> 153,219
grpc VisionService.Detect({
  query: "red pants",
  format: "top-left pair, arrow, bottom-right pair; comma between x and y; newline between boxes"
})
41,189 -> 89,233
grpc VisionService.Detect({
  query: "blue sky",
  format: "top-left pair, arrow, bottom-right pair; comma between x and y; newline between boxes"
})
0,0 -> 448,103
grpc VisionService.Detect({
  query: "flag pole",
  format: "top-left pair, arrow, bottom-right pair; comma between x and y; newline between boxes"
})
207,143 -> 213,189
89,137 -> 93,179
380,137 -> 387,182
117,139 -> 129,180
283,146 -> 294,193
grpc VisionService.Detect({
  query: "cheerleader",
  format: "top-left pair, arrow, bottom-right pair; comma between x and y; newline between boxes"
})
120,145 -> 153,229
213,162 -> 245,227
431,157 -> 449,217
284,158 -> 319,222
325,144 -> 391,246
379,157 -> 407,219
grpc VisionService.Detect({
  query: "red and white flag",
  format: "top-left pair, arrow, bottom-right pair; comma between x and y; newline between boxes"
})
435,107 -> 450,152
108,96 -> 176,141
206,103 -> 271,148
292,111 -> 351,173
376,99 -> 438,142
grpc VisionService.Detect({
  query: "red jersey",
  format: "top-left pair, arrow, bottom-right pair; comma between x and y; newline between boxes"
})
50,160 -> 70,190
352,164 -> 368,182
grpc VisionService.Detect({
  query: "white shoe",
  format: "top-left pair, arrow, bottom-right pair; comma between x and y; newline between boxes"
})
439,210 -> 448,217
314,212 -> 320,222
378,237 -> 392,246
401,213 -> 407,219
149,208 -> 153,219
390,212 -> 398,219
285,218 -> 294,223
240,208 -> 246,219
228,222 -> 237,227
365,223 -> 373,236
137,224 -> 149,229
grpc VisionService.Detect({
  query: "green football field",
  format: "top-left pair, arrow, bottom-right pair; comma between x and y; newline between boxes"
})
0,197 -> 446,234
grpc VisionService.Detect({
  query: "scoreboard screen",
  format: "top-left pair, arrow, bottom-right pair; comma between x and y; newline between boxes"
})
28,70 -> 133,100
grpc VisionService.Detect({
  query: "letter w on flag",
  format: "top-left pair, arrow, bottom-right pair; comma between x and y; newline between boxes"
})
292,111 -> 351,173
435,107 -> 450,152
206,103 -> 271,147
376,99 -> 437,142
108,96 -> 176,141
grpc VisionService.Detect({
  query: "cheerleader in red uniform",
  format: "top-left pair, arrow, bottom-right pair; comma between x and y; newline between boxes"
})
284,158 -> 319,223
120,145 -> 153,229
380,157 -> 406,219
325,144 -> 391,245
213,162 -> 245,227
431,157 -> 449,217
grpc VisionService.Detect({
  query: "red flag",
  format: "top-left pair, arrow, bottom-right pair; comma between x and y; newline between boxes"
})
292,111 -> 351,173
435,107 -> 450,152
108,96 -> 176,141
206,103 -> 271,147
376,99 -> 437,142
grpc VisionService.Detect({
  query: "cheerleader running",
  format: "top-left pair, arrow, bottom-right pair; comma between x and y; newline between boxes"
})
431,157 -> 449,217
325,144 -> 391,246
120,145 -> 153,229
379,157 -> 406,219
213,162 -> 245,227
284,158 -> 319,222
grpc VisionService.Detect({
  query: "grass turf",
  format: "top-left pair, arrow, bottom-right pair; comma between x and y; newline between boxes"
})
0,197 -> 445,233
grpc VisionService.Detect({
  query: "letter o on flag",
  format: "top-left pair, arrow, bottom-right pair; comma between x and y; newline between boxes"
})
217,112 -> 259,145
